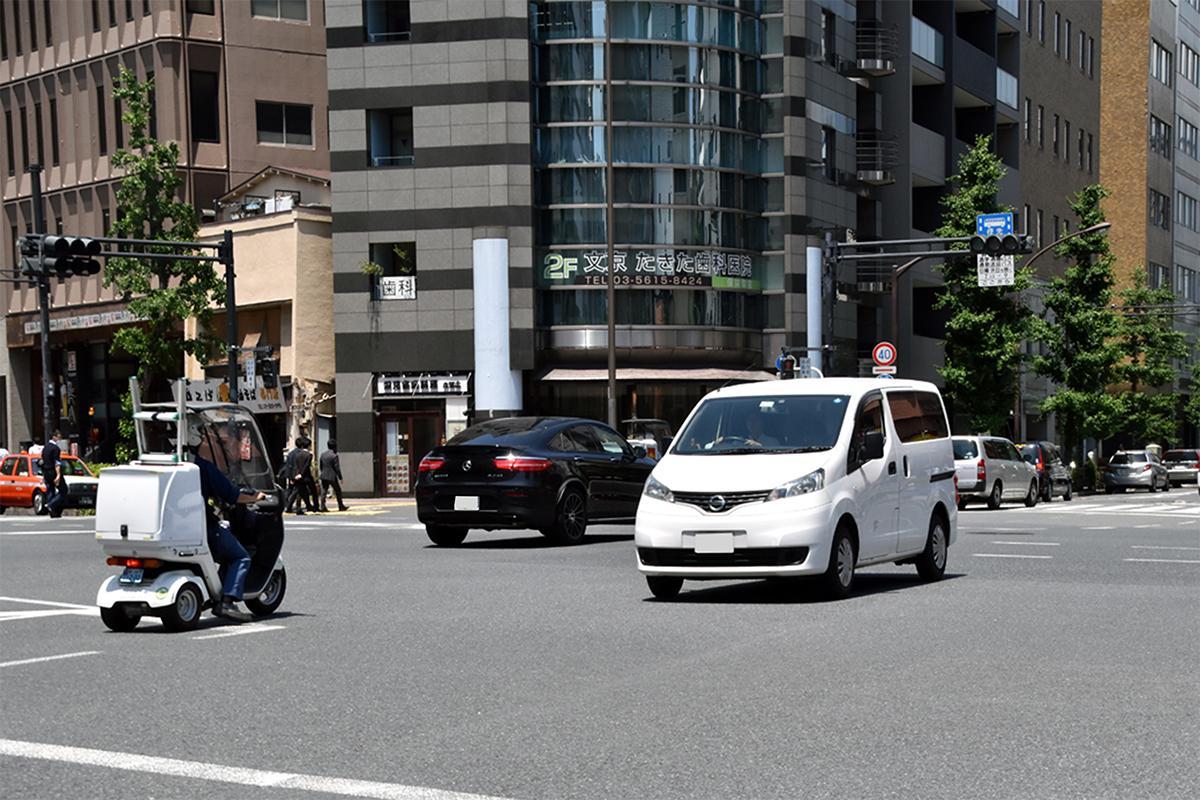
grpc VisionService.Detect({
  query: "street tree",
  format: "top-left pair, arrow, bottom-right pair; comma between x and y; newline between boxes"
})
1184,357 -> 1200,434
103,67 -> 225,388
934,135 -> 1033,434
1030,185 -> 1124,458
1116,269 -> 1189,445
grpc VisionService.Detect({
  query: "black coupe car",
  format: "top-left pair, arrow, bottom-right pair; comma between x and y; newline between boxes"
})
415,417 -> 655,546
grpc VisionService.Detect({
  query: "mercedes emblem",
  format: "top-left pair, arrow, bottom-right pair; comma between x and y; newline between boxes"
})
708,495 -> 727,512
462,460 -> 472,472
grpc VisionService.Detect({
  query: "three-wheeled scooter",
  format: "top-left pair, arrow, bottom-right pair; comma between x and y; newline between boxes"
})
95,379 -> 287,632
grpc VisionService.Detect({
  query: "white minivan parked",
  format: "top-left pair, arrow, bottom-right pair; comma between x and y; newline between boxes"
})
635,378 -> 957,600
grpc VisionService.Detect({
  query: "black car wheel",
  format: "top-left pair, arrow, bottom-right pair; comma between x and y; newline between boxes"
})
426,526 -> 468,547
1063,483 -> 1072,501
548,487 -> 587,545
1041,478 -> 1053,502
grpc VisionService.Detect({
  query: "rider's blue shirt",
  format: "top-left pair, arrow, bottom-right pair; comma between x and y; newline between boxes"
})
196,455 -> 241,506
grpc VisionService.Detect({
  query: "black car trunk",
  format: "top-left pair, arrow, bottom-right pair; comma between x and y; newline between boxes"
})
429,445 -> 512,482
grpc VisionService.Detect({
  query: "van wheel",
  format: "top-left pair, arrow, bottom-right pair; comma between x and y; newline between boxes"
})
986,481 -> 1003,510
426,526 -> 468,547
914,515 -> 948,581
160,583 -> 203,632
1023,481 -> 1039,507
646,576 -> 683,600
820,525 -> 856,600
100,604 -> 140,632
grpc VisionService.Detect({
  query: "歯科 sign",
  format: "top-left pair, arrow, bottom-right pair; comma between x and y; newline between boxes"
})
539,249 -> 759,289
378,275 -> 416,300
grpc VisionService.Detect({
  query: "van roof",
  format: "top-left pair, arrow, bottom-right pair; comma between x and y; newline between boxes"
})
705,377 -> 943,401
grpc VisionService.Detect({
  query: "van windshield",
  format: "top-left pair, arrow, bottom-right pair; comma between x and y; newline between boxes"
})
673,395 -> 850,455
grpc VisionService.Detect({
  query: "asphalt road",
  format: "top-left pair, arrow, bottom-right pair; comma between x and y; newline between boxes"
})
1,490 -> 1198,800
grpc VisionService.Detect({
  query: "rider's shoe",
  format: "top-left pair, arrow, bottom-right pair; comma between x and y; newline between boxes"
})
217,598 -> 252,623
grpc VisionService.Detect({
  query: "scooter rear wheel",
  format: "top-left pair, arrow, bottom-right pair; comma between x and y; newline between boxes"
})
161,583 -> 203,632
245,567 -> 287,618
100,604 -> 140,632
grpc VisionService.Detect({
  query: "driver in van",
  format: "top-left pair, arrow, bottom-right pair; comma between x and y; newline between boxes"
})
745,411 -> 781,448
186,419 -> 267,623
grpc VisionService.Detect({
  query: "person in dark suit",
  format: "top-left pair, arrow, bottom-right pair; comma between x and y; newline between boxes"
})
284,437 -> 316,514
319,439 -> 349,512
41,429 -> 64,518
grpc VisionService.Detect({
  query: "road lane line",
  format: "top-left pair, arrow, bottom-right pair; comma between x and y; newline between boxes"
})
1133,524 -> 1160,529
0,529 -> 94,536
0,596 -> 95,610
0,651 -> 101,669
989,541 -> 1060,546
1082,526 -> 1115,530
0,609 -> 97,622
0,738 -> 518,800
192,623 -> 286,640
1131,545 -> 1200,551
972,553 -> 1053,559
1124,557 -> 1200,564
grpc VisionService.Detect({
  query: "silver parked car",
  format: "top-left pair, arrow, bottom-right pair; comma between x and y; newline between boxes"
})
953,435 -> 1040,510
1102,450 -> 1170,493
1163,449 -> 1200,488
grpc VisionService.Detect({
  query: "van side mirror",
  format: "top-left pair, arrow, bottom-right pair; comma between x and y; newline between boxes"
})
861,431 -> 885,462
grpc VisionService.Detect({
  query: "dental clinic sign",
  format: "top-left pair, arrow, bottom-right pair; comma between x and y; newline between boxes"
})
540,249 -> 759,289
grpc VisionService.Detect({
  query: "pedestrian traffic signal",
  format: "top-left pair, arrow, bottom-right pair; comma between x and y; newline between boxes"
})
18,234 -> 44,277
969,233 -> 1024,255
41,235 -> 102,278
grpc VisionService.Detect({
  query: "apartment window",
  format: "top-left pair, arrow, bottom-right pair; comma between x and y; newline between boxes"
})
1079,30 -> 1086,71
1052,215 -> 1059,240
125,0 -> 134,21
54,217 -> 62,235
1179,115 -> 1199,159
19,106 -> 29,168
1064,19 -> 1071,61
1181,42 -> 1200,86
1148,262 -> 1169,290
1037,105 -> 1044,148
1177,265 -> 1200,303
1064,120 -> 1070,162
1035,209 -> 1043,246
114,96 -> 124,150
251,0 -> 307,22
363,0 -> 411,42
96,86 -> 108,154
1087,37 -> 1094,77
1152,39 -> 1173,87
49,98 -> 58,165
821,10 -> 836,67
1052,12 -> 1059,54
43,0 -> 52,46
11,226 -> 18,269
367,241 -> 417,296
1077,128 -> 1084,169
1086,133 -> 1093,173
1025,0 -> 1032,35
144,0 -> 151,15
821,126 -> 836,180
1150,115 -> 1173,159
107,0 -> 116,27
186,0 -> 214,14
1023,204 -> 1031,236
1037,1 -> 1044,44
1149,189 -> 1171,230
1052,113 -> 1059,157
189,70 -> 220,143
33,102 -> 44,166
90,0 -> 100,32
13,1 -> 21,54
4,111 -> 13,176
102,207 -> 111,235
1023,97 -> 1031,142
147,70 -> 157,139
255,101 -> 313,146
367,108 -> 413,167
1176,191 -> 1198,231
1,3 -> 8,60
27,0 -> 37,46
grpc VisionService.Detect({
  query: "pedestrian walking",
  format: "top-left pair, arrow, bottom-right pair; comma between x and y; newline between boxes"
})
284,437 -> 316,514
319,439 -> 349,512
40,429 -> 65,518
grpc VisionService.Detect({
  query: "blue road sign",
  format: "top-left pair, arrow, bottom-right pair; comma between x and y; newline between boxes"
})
877,373 -> 895,380
976,212 -> 1014,237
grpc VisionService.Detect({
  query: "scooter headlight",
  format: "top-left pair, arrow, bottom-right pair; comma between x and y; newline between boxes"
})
643,475 -> 675,503
766,468 -> 825,502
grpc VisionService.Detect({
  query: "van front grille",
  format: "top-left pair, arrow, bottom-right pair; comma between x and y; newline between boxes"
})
673,491 -> 769,511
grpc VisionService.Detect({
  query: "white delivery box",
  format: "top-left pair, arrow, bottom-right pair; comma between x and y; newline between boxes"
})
94,463 -> 207,557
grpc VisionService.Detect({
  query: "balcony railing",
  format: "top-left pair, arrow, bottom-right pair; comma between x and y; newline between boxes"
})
911,17 -> 944,68
996,67 -> 1018,108
856,131 -> 899,186
370,154 -> 415,168
855,21 -> 898,76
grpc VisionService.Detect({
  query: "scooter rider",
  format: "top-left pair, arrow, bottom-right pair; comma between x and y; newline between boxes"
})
185,419 -> 266,623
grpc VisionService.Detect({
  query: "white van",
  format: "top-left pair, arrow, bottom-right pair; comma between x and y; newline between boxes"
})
635,378 -> 957,599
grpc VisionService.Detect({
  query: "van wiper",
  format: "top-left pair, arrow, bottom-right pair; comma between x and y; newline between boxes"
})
775,446 -> 832,453
696,447 -> 767,455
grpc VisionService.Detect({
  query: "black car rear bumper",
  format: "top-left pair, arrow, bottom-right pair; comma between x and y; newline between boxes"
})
416,485 -> 559,531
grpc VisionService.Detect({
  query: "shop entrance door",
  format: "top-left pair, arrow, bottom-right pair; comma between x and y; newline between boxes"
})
378,413 -> 443,496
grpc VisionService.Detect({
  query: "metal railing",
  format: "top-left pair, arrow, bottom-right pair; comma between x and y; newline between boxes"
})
370,154 -> 415,167
856,20 -> 898,73
856,131 -> 899,184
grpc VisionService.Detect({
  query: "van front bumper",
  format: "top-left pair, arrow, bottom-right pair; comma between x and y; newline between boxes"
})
634,496 -> 834,578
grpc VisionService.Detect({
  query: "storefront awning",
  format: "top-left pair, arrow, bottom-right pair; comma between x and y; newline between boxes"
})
539,368 -> 775,383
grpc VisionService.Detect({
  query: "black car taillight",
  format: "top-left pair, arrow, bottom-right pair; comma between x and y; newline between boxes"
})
493,455 -> 552,472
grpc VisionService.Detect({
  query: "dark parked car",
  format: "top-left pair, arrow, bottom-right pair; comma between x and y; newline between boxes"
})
1017,441 -> 1073,502
415,417 -> 655,546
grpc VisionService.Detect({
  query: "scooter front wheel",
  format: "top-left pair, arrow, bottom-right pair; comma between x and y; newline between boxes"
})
245,567 -> 286,618
161,583 -> 204,632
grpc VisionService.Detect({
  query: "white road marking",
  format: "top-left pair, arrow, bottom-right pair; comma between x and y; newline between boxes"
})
1082,526 -> 1115,530
1133,524 -> 1160,529
0,609 -> 97,622
959,527 -> 1047,533
0,596 -> 95,609
192,623 -> 286,640
1124,558 -> 1200,564
0,528 -> 93,536
0,651 -> 101,669
0,738 -> 517,800
1131,545 -> 1200,551
971,553 -> 1053,560
989,541 -> 1060,546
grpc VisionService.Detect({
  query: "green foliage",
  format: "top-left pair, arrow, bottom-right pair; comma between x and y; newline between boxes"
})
934,135 -> 1033,434
1030,185 -> 1124,454
115,390 -> 136,463
1185,358 -> 1200,431
1116,269 -> 1189,445
102,67 -> 225,383
360,260 -> 384,277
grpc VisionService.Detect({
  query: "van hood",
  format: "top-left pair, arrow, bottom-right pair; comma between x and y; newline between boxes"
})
652,452 -> 833,493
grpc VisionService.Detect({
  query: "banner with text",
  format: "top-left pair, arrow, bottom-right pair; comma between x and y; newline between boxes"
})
539,249 -> 760,290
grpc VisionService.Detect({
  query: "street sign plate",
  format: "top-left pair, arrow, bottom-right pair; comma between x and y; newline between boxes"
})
877,373 -> 895,380
872,365 -> 898,374
796,357 -> 813,379
977,254 -> 1015,287
976,212 -> 1014,237
871,341 -> 897,367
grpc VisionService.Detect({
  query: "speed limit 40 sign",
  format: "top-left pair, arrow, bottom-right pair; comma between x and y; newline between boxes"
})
872,341 -> 897,367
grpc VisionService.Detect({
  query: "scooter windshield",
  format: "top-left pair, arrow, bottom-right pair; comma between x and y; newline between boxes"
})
192,409 -> 276,493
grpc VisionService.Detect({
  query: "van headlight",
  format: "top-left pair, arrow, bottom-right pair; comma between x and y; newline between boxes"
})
766,468 -> 825,502
643,475 -> 674,503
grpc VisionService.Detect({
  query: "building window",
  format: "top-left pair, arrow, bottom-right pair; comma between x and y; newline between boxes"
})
367,108 -> 413,167
186,0 -> 214,14
1064,19 -> 1070,61
367,241 -> 416,299
1,4 -> 8,60
821,10 -> 836,67
1152,39 -> 1173,87
146,70 -> 157,140
1036,208 -> 1043,246
1176,191 -> 1198,232
126,0 -> 134,21
1037,105 -> 1044,148
1052,113 -> 1059,157
1086,133 -> 1092,172
1179,115 -> 1199,159
1148,262 -> 1169,290
1064,120 -> 1070,162
1181,42 -> 1200,86
1077,127 -> 1084,169
1177,265 -> 1200,303
1052,12 -> 1059,54
251,0 -> 307,22
96,85 -> 108,154
18,106 -> 29,167
4,111 -> 14,176
106,0 -> 116,27
1023,204 -> 1031,236
49,98 -> 58,166
1052,214 -> 1059,240
1025,0 -> 1032,35
189,70 -> 220,143
55,217 -> 62,235
1037,1 -> 1044,44
114,95 -> 124,150
363,0 -> 410,43
28,0 -> 37,45
13,1 -> 22,54
1023,97 -> 1030,142
90,0 -> 100,32
821,126 -> 836,180
1087,37 -> 1094,78
1149,189 -> 1171,231
33,101 -> 44,166
1079,30 -> 1086,71
1150,115 -> 1173,159
144,0 -> 151,15
255,101 -> 313,146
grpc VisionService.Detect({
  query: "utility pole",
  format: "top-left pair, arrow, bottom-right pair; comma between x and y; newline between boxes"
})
604,5 -> 617,428
222,228 -> 238,400
27,164 -> 58,440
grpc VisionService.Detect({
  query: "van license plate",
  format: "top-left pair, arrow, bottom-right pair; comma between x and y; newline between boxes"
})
118,568 -> 144,585
454,496 -> 480,511
694,533 -> 735,554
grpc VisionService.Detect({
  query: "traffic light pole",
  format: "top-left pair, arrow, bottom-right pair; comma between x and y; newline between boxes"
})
222,229 -> 238,401
27,164 -> 58,440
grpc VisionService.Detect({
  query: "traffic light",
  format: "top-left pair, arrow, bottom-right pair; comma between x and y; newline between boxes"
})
18,234 -> 44,277
41,235 -> 102,278
968,233 -> 1023,255
779,354 -> 797,380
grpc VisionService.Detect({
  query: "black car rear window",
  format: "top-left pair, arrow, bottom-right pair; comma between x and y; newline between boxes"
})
448,418 -> 554,446
1018,444 -> 1039,464
953,440 -> 977,459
